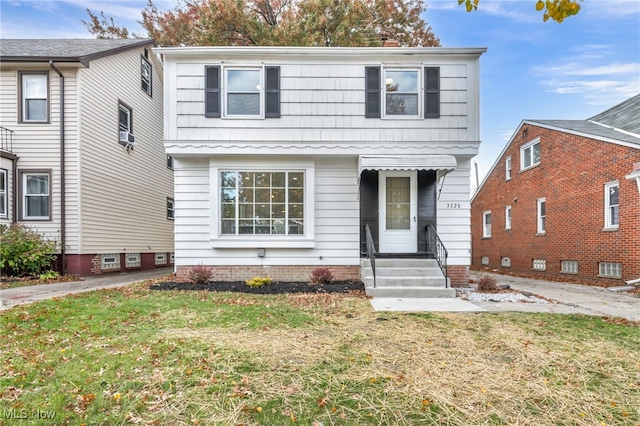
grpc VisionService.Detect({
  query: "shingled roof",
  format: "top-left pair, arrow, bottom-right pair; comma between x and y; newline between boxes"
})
527,94 -> 640,148
0,38 -> 155,66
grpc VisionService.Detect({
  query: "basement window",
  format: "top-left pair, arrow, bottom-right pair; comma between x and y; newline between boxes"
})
532,259 -> 546,271
126,253 -> 141,268
599,262 -> 621,279
101,254 -> 120,270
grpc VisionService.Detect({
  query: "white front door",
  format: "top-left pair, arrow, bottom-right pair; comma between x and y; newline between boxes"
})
379,171 -> 417,253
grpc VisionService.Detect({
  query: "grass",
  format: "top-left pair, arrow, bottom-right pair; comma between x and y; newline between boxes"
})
0,274 -> 79,290
1,279 -> 639,425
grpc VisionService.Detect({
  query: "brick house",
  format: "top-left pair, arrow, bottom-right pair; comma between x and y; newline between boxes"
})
471,94 -> 640,285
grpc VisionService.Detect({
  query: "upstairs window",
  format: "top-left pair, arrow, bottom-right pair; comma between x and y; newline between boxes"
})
119,102 -> 132,133
505,156 -> 512,180
521,138 -> 541,170
482,211 -> 491,238
365,66 -> 440,119
604,181 -> 619,228
141,55 -> 152,96
205,65 -> 280,119
20,72 -> 48,122
167,198 -> 175,220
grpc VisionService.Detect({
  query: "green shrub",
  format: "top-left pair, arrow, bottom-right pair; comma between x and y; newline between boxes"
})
309,267 -> 334,285
0,224 -> 58,277
39,270 -> 60,281
245,276 -> 272,288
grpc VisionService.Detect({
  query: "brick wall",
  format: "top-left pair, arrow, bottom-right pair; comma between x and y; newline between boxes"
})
448,265 -> 470,288
471,123 -> 640,285
176,265 -> 360,283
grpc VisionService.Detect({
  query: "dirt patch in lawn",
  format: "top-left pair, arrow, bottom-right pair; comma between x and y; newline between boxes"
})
149,280 -> 365,294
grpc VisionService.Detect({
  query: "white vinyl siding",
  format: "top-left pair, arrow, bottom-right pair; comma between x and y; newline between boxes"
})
604,181 -> 619,229
521,138 -> 541,171
78,47 -> 173,254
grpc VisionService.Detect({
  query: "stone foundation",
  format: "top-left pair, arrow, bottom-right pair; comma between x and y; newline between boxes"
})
176,265 -> 360,283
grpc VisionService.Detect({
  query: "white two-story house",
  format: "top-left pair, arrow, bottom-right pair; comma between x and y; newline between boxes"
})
0,39 -> 174,276
158,46 -> 485,294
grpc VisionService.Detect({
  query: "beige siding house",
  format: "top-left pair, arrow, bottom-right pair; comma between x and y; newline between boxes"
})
159,46 -> 485,295
0,39 -> 173,276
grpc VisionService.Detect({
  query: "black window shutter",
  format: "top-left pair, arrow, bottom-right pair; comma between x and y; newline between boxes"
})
205,65 -> 221,118
424,67 -> 440,118
365,66 -> 381,118
265,66 -> 280,118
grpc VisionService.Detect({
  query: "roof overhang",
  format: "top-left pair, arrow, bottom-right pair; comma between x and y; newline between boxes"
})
626,162 -> 640,195
358,154 -> 457,177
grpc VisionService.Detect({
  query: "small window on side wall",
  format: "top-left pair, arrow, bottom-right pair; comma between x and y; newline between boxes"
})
21,171 -> 51,220
521,138 -> 541,170
505,156 -> 512,180
482,211 -> 491,238
167,198 -> 175,220
0,169 -> 7,218
20,72 -> 49,122
604,181 -> 619,229
537,198 -> 546,234
141,56 -> 152,96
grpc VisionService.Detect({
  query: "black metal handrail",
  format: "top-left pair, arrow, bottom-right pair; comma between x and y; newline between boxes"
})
0,126 -> 13,153
426,224 -> 448,287
364,223 -> 377,288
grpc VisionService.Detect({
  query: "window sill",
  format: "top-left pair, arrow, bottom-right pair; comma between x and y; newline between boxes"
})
598,275 -> 622,279
536,232 -> 546,236
212,237 -> 315,249
519,163 -> 540,173
602,227 -> 619,232
560,271 -> 578,275
482,236 -> 491,239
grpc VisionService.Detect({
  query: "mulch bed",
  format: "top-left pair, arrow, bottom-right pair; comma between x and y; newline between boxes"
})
149,280 -> 365,294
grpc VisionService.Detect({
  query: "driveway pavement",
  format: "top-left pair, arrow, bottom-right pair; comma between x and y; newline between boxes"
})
0,268 -> 173,311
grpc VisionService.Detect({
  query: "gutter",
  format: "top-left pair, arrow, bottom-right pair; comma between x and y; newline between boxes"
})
49,61 -> 66,275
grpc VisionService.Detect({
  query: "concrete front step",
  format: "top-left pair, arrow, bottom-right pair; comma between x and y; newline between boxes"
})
363,258 -> 440,268
366,286 -> 456,298
363,276 -> 446,288
366,267 -> 443,277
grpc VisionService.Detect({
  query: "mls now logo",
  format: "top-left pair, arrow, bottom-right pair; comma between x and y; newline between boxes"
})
4,408 -> 56,420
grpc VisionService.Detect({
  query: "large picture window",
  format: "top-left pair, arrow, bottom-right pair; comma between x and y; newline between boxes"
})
20,72 -> 48,122
220,171 -> 304,236
21,171 -> 50,220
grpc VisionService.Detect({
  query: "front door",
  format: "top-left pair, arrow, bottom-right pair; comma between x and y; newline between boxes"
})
379,171 -> 417,253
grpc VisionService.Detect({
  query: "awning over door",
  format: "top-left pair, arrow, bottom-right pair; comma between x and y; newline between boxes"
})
358,155 -> 457,177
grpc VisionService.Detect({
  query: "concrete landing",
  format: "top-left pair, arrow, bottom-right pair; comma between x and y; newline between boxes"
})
370,297 -> 487,312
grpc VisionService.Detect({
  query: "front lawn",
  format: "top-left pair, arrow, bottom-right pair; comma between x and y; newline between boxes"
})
1,280 -> 639,425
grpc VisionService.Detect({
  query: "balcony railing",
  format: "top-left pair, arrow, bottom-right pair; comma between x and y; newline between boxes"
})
1,126 -> 13,153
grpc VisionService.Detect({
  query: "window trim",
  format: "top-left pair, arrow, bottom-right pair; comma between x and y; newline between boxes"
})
482,210 -> 491,238
383,68 -> 421,119
18,71 -> 50,123
167,197 -> 175,220
141,55 -> 153,97
19,170 -> 51,221
520,137 -> 541,171
0,169 -> 7,219
604,181 -> 619,229
210,158 -> 315,248
504,205 -> 512,230
223,66 -> 264,118
599,262 -> 622,279
537,198 -> 546,234
505,156 -> 512,180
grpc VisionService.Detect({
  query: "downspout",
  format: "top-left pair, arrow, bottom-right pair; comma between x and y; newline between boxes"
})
49,61 -> 66,275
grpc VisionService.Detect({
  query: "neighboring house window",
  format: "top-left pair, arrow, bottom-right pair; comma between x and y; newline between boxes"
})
537,198 -> 546,234
365,66 -> 439,118
155,253 -> 167,265
0,169 -> 7,218
532,259 -> 546,271
141,56 -> 152,96
599,262 -> 622,279
167,155 -> 174,170
521,138 -> 541,170
501,257 -> 511,267
167,198 -> 175,220
21,171 -> 50,220
505,205 -> 512,230
204,65 -> 280,118
604,181 -> 619,228
220,171 -> 304,236
505,156 -> 512,180
561,260 -> 578,274
482,211 -> 491,238
126,253 -> 141,268
481,256 -> 489,266
20,72 -> 49,122
101,254 -> 120,270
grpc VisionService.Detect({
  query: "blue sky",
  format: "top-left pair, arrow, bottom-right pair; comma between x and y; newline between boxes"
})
1,0 -> 639,186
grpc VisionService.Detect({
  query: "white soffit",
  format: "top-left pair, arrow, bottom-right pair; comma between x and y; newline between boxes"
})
358,155 -> 457,175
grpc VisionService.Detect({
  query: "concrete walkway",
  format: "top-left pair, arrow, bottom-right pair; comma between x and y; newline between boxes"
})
0,268 -> 172,311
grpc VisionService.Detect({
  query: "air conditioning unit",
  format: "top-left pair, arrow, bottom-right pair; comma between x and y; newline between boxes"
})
119,131 -> 135,144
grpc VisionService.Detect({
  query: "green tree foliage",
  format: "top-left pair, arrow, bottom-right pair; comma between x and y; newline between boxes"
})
84,0 -> 440,47
459,0 -> 582,23
0,224 -> 58,277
